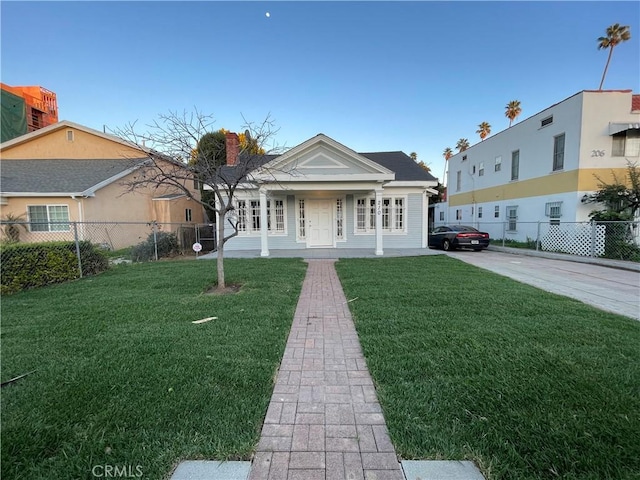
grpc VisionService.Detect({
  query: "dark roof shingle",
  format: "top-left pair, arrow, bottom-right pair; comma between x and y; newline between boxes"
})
0,158 -> 145,193
359,151 -> 437,181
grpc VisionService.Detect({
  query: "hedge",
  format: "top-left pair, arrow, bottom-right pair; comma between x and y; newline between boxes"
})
0,241 -> 109,294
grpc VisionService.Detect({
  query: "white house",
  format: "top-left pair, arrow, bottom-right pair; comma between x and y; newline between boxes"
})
213,133 -> 438,256
434,89 -> 640,243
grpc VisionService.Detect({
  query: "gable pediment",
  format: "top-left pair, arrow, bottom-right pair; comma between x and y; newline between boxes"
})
253,134 -> 394,182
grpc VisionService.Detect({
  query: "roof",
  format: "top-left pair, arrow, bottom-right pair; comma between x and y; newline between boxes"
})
220,151 -> 436,184
359,152 -> 437,181
633,95 -> 640,113
0,158 -> 147,195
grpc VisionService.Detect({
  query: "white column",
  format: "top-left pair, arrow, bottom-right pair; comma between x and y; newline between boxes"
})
422,191 -> 429,248
375,188 -> 384,256
260,189 -> 269,257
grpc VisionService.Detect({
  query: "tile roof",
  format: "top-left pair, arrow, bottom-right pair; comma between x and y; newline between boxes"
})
632,94 -> 640,113
0,158 -> 146,194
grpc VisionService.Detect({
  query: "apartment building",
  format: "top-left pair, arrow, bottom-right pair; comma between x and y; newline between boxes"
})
434,90 -> 640,241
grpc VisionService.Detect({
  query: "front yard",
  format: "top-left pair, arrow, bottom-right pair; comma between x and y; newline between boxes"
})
336,256 -> 640,479
1,259 -> 306,479
2,255 -> 639,479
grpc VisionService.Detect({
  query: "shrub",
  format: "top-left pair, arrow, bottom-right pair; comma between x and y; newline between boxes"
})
0,241 -> 109,294
130,231 -> 179,262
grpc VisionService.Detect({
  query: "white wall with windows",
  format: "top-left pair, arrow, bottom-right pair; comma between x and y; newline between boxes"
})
223,189 -> 427,250
438,90 -> 639,235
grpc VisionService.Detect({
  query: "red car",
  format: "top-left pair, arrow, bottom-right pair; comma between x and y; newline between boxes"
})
429,225 -> 490,251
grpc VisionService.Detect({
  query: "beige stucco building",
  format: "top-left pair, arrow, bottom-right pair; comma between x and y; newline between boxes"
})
0,120 -> 204,248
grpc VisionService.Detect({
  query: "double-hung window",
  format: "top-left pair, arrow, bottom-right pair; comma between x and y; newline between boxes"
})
236,197 -> 286,234
506,206 -> 518,231
354,195 -> 406,233
28,205 -> 70,232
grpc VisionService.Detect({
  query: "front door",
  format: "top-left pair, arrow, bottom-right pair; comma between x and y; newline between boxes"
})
308,199 -> 333,247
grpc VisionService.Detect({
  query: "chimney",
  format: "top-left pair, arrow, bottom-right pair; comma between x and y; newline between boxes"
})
225,132 -> 239,166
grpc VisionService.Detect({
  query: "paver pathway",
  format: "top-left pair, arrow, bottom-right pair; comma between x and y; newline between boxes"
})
248,259 -> 404,480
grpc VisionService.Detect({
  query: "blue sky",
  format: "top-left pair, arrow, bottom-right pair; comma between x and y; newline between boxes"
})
2,1 -> 639,181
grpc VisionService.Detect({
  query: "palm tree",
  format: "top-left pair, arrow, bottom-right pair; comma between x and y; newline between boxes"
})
505,100 -> 522,127
442,147 -> 453,186
476,122 -> 491,141
456,139 -> 470,152
598,23 -> 631,90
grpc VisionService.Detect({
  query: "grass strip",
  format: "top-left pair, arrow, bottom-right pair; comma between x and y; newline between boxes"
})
1,258 -> 306,479
336,255 -> 640,480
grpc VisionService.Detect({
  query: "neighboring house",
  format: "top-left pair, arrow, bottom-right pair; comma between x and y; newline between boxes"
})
434,89 -> 640,241
0,120 -> 204,248
214,133 -> 438,256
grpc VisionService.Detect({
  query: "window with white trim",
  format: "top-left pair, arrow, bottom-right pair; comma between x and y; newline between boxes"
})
456,209 -> 462,220
456,171 -> 461,191
237,198 -> 286,234
394,198 -> 403,230
250,200 -> 261,231
336,198 -> 344,239
369,199 -> 376,230
28,205 -> 70,232
185,208 -> 192,222
478,162 -> 484,176
356,198 -> 367,231
494,205 -> 500,218
381,198 -> 391,229
506,206 -> 518,231
298,199 -> 306,240
439,211 -> 444,221
273,199 -> 285,232
612,129 -> 640,157
237,200 -> 247,232
478,206 -> 483,218
545,201 -> 562,225
494,156 -> 502,172
354,195 -> 405,233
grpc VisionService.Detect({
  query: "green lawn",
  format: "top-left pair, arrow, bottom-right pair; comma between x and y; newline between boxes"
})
1,259 -> 306,480
336,256 -> 640,480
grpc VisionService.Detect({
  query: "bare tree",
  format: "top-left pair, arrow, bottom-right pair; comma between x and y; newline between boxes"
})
113,110 -> 281,291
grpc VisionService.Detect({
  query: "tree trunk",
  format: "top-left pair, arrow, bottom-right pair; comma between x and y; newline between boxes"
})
216,211 -> 226,289
599,47 -> 614,90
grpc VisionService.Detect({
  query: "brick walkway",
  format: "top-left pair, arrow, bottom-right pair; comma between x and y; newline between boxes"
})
248,259 -> 404,480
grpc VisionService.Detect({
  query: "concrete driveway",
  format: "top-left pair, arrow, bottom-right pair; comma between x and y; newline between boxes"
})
446,249 -> 640,321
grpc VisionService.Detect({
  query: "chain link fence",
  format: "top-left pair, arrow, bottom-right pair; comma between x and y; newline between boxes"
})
1,221 -> 218,293
457,220 -> 640,262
